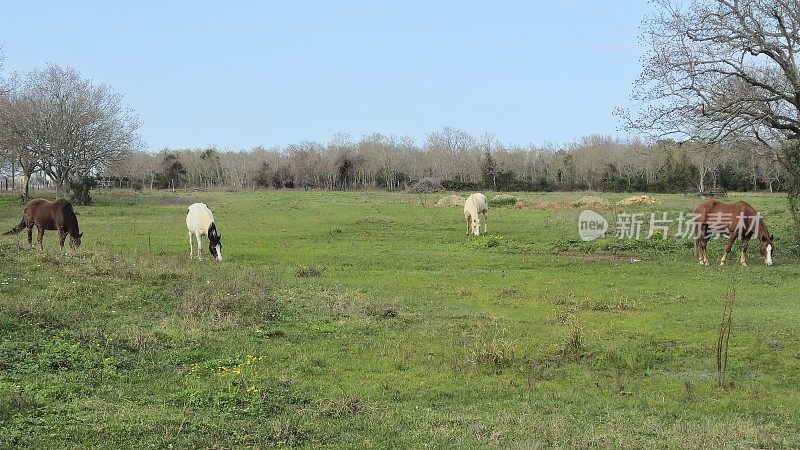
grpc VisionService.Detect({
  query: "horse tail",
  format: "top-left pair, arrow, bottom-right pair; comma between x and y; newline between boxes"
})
693,237 -> 700,258
3,220 -> 26,236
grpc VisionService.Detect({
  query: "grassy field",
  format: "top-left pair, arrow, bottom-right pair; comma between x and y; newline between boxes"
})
1,189 -> 799,448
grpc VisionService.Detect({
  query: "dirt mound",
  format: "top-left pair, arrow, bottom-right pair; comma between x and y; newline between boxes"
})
574,196 -> 609,207
514,199 -> 573,210
490,194 -> 518,207
435,195 -> 466,207
617,195 -> 661,206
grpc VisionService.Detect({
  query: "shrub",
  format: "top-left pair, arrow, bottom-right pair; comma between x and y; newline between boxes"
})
68,176 -> 97,205
409,177 -> 443,193
441,179 -> 479,191
489,194 -> 517,207
255,162 -> 272,188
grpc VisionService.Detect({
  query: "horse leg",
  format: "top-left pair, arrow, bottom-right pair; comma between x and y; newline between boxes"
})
739,237 -> 750,267
465,215 -> 471,236
695,237 -> 704,265
195,232 -> 203,260
58,229 -> 67,252
699,236 -> 709,266
37,227 -> 45,250
483,211 -> 487,234
26,224 -> 34,248
701,225 -> 710,266
695,225 -> 705,265
188,231 -> 193,259
720,234 -> 736,266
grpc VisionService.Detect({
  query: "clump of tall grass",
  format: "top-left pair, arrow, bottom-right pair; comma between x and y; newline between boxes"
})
561,313 -> 583,362
463,318 -> 517,371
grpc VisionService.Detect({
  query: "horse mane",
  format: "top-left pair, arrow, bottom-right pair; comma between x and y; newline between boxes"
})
757,216 -> 770,241
207,222 -> 220,243
60,200 -> 81,237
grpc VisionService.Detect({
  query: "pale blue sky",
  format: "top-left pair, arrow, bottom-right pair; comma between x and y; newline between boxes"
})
1,1 -> 649,151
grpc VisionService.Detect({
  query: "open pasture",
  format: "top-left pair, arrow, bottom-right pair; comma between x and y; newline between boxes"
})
1,190 -> 799,448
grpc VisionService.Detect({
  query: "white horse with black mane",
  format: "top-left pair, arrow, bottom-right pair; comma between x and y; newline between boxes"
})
464,193 -> 488,236
186,202 -> 223,261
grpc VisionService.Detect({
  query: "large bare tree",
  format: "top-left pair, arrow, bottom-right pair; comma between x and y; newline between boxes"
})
621,0 -> 800,145
17,64 -> 139,201
620,0 -> 800,236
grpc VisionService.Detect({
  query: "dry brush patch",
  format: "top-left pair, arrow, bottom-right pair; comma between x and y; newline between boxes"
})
177,270 -> 282,329
616,194 -> 661,206
513,199 -> 574,210
284,286 -> 404,322
574,195 -> 610,208
435,194 -> 466,207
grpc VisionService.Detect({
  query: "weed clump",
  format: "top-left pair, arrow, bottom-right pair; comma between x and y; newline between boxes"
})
561,313 -> 583,362
462,318 -> 517,371
295,265 -> 323,278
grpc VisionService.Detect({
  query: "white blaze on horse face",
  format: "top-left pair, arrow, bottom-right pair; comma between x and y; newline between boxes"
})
766,244 -> 773,266
215,244 -> 222,261
472,218 -> 481,236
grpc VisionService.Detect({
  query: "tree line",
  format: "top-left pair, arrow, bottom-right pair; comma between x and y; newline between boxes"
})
99,130 -> 781,194
0,69 -> 788,202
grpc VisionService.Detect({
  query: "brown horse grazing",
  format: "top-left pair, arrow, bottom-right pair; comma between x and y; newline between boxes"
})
3,198 -> 83,251
693,200 -> 773,266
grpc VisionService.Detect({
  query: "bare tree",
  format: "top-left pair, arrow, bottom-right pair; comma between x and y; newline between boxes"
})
683,140 -> 727,193
611,140 -> 646,190
620,0 -> 800,236
425,126 -> 477,181
287,141 -> 323,189
0,77 -> 40,200
126,151 -> 157,189
621,1 -> 800,145
20,64 -> 139,201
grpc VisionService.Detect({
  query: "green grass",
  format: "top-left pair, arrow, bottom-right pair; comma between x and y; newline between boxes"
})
1,189 -> 799,448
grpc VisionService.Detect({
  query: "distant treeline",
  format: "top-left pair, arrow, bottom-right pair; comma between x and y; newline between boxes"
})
63,128 -> 790,193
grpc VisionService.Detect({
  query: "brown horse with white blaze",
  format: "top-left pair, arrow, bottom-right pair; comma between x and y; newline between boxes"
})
3,198 -> 83,251
693,200 -> 773,266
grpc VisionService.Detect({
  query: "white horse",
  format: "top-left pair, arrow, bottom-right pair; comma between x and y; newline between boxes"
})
186,203 -> 222,261
464,193 -> 488,236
